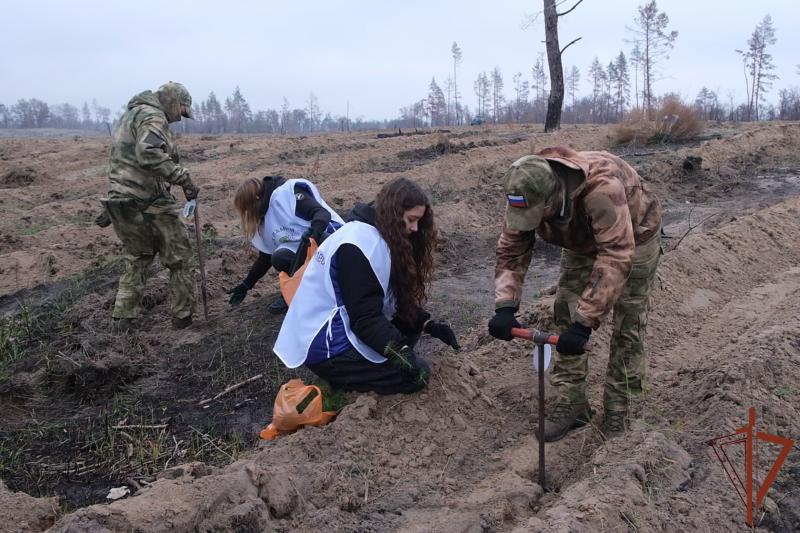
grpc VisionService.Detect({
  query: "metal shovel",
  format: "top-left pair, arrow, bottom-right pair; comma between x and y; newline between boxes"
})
182,200 -> 209,321
511,327 -> 559,489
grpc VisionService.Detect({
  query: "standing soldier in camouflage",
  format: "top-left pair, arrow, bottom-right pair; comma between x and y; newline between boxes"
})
101,82 -> 200,331
488,148 -> 662,440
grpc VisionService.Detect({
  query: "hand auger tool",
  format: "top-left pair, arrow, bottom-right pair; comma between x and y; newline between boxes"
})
511,327 -> 559,490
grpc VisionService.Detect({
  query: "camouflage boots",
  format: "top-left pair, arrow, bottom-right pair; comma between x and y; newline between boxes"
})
543,403 -> 594,442
603,410 -> 627,438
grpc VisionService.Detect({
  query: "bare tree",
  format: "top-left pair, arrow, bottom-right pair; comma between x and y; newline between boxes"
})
280,98 -> 290,134
444,77 -> 454,126
451,42 -> 463,125
627,1 -> 678,119
513,72 -> 531,122
305,93 -> 321,132
81,102 -> 92,128
399,99 -> 427,128
539,0 -> 583,131
694,87 -> 721,121
565,65 -> 580,120
531,53 -> 549,122
778,88 -> 800,120
629,41 -> 643,111
473,72 -> 490,120
736,15 -> 778,121
30,99 -> 51,128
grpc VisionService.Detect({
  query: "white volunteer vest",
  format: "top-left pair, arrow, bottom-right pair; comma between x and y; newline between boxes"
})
251,179 -> 344,254
273,221 -> 395,368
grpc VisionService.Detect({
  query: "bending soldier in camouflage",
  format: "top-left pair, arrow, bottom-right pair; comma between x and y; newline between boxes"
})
101,82 -> 200,331
488,148 -> 662,440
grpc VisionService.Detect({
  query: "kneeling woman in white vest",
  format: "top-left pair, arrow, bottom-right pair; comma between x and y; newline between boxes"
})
273,177 -> 460,394
228,175 -> 344,314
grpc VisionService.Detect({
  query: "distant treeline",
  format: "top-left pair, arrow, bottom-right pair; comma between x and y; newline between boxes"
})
2,83 -> 800,135
0,88 -> 390,135
395,63 -> 800,129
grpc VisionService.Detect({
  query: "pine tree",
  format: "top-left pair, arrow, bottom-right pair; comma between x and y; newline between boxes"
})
628,1 -> 678,119
205,92 -> 225,133
225,86 -> 252,133
81,102 -> 92,128
737,15 -> 778,120
491,67 -> 505,123
451,42 -> 463,125
589,57 -> 606,119
613,52 -> 630,120
566,66 -> 581,115
531,53 -> 548,122
427,78 -> 447,126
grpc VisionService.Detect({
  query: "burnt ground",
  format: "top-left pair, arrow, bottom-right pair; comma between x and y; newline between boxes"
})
1,122 -> 799,532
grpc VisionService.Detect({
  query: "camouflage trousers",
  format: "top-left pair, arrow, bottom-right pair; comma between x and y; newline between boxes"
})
550,234 -> 661,411
105,200 -> 195,320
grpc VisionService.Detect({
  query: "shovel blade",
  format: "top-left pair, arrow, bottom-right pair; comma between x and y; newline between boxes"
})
532,343 -> 552,372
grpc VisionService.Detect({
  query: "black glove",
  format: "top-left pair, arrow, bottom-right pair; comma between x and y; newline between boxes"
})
488,307 -> 521,341
183,182 -> 200,201
227,283 -> 249,306
425,320 -> 460,350
303,224 -> 325,244
386,344 -> 430,382
556,322 -> 592,355
385,343 -> 415,371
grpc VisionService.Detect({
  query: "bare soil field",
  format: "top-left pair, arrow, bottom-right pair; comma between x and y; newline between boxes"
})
1,122 -> 799,532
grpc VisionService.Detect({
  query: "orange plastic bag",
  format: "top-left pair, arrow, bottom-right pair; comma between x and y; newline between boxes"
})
278,238 -> 318,306
259,378 -> 336,440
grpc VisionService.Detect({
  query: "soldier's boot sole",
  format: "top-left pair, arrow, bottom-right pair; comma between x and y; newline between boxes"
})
542,403 -> 594,443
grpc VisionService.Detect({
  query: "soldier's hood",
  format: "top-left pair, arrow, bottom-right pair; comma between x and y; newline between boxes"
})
127,91 -> 165,114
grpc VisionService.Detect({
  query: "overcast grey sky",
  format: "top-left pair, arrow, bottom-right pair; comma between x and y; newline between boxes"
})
1,0 -> 798,120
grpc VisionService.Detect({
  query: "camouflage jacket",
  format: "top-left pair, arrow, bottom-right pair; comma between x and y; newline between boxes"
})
107,91 -> 191,211
495,147 -> 662,328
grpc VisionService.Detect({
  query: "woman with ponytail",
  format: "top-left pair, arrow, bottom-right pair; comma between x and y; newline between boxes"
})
230,175 -> 344,313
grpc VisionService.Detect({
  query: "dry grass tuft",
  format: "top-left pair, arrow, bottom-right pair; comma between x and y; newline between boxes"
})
612,97 -> 704,145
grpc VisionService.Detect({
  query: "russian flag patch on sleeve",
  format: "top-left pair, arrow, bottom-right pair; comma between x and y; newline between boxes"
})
507,194 -> 528,208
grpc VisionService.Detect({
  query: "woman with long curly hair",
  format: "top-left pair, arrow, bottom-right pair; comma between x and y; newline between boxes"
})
229,175 -> 344,313
273,177 -> 460,394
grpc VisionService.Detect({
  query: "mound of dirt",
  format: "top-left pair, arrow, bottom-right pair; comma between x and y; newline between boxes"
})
0,480 -> 59,532
0,166 -> 38,188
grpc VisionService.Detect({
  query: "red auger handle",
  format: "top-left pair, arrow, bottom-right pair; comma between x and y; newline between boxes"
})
511,327 -> 559,346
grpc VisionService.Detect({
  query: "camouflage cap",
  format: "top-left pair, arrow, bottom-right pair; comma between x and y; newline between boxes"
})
501,155 -> 557,231
157,81 -> 193,120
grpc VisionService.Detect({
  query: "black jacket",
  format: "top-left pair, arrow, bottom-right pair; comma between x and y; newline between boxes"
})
336,203 -> 429,355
